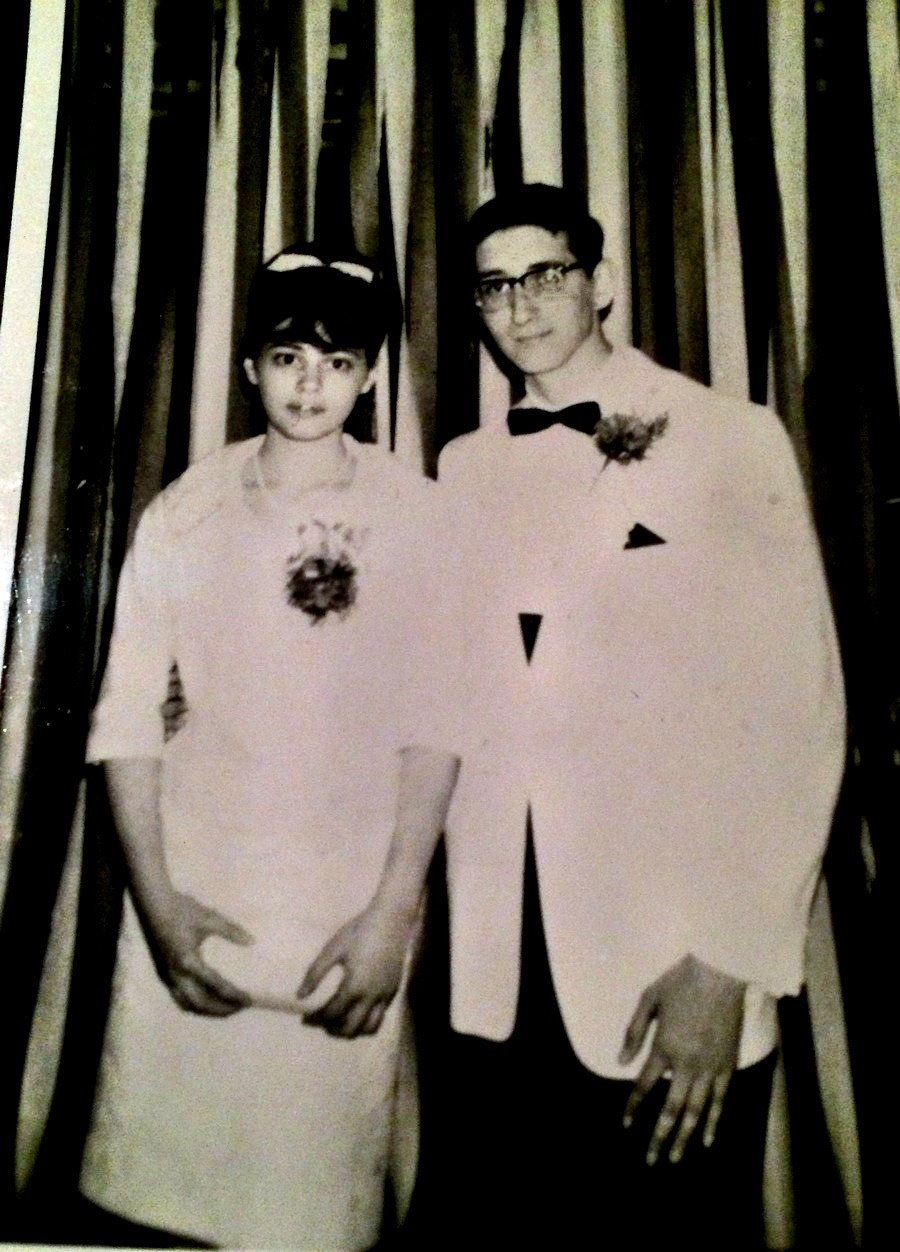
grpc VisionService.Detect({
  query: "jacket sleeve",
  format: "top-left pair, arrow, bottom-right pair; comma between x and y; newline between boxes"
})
682,406 -> 846,996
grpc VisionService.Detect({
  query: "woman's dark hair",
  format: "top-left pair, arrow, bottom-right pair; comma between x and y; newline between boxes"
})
467,183 -> 605,275
240,245 -> 386,367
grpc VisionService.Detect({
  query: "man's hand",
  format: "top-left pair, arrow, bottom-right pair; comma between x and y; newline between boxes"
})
297,898 -> 414,1039
619,953 -> 745,1165
143,891 -> 253,1016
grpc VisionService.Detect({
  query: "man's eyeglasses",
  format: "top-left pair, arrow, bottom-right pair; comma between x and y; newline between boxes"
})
473,262 -> 584,312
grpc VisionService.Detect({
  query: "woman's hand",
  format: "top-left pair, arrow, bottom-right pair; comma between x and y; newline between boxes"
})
297,897 -> 415,1038
142,892 -> 254,1016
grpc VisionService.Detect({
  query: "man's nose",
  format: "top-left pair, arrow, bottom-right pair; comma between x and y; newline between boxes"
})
509,282 -> 534,324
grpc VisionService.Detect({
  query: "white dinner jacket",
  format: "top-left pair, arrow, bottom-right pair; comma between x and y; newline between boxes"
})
438,346 -> 846,1079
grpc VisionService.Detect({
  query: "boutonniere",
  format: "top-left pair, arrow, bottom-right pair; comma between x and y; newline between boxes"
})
593,411 -> 669,465
285,521 -> 365,622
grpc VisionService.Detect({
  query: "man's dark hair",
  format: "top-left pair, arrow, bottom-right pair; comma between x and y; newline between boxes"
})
240,245 -> 386,367
468,183 -> 605,275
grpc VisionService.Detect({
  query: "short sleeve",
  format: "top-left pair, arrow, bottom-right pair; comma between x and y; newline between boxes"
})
87,498 -> 175,761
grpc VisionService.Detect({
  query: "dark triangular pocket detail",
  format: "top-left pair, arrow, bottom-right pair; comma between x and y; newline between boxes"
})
519,613 -> 542,664
624,523 -> 666,549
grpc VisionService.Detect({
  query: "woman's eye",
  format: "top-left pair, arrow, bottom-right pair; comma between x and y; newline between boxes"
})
330,357 -> 353,371
273,351 -> 295,366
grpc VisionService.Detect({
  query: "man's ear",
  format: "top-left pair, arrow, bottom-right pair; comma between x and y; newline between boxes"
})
592,258 -> 617,313
361,366 -> 377,395
243,357 -> 259,387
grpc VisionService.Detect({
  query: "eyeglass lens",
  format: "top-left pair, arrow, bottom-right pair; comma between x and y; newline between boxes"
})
475,263 -> 580,310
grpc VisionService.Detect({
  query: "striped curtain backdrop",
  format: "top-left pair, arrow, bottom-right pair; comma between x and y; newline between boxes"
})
0,1 -> 897,1245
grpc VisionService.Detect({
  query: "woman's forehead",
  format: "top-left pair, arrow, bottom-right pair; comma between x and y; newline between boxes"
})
265,337 -> 365,357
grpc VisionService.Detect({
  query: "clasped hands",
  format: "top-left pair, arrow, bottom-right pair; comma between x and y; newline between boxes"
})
619,952 -> 746,1166
146,890 -> 409,1039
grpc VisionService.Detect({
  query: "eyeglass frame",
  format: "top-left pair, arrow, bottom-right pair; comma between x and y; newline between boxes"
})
473,261 -> 586,312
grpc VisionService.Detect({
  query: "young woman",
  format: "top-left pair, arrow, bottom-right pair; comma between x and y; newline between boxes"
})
80,248 -> 458,1251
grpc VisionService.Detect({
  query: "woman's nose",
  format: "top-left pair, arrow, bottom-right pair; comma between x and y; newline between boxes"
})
295,361 -> 322,392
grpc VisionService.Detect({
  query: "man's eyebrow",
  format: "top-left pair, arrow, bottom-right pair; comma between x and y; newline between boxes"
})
476,261 -> 562,280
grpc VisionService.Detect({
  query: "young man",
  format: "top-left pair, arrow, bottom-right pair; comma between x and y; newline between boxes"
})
409,184 -> 845,1248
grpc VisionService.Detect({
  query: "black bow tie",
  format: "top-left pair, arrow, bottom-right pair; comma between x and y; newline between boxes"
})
507,400 -> 601,437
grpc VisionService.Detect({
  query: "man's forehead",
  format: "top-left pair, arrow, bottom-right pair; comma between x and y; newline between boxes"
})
475,225 -> 574,275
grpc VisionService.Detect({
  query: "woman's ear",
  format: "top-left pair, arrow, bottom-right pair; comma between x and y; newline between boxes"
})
361,367 -> 377,395
592,258 -> 617,313
243,357 -> 259,387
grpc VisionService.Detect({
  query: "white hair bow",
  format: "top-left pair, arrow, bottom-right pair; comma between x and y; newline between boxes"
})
266,253 -> 375,283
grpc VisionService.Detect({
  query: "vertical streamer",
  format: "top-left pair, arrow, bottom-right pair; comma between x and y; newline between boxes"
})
804,878 -> 863,1242
804,3 -> 900,1245
473,0 -> 509,426
695,0 -> 749,400
491,0 -> 524,192
376,0 -> 417,455
669,4 -> 708,383
377,0 -> 415,284
374,121 -> 402,451
111,0 -> 217,554
347,0 -> 378,258
304,0 -> 333,235
227,0 -> 276,441
3,162 -> 70,1195
273,0 -> 309,244
191,0 -> 241,463
474,0 -> 505,204
518,0 -> 562,186
0,0 -> 69,952
112,0 -> 155,417
313,0 -> 354,248
625,0 -> 708,379
0,0 -> 123,1208
0,0 -> 67,676
0,164 -> 70,933
719,0 -> 779,405
0,0 -> 35,328
406,0 -> 480,470
557,0 -> 587,201
263,56 -> 284,259
403,0 -> 437,468
768,0 -> 808,384
583,0 -> 631,350
867,0 -> 900,403
765,0 -> 810,466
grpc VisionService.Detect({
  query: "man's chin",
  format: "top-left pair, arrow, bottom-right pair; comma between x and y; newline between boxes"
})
502,340 -> 566,375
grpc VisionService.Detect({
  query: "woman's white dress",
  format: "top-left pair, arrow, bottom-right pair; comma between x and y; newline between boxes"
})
80,436 -> 448,1251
